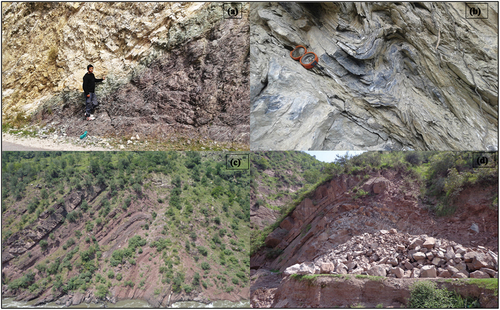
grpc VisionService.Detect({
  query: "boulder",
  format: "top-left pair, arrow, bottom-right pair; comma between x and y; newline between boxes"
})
284,264 -> 301,276
470,270 -> 490,279
387,257 -> 398,266
336,263 -> 348,275
319,262 -> 335,274
445,247 -> 455,260
404,261 -> 414,270
472,253 -> 494,270
438,270 -> 452,278
420,265 -> 437,278
454,245 -> 466,255
452,272 -> 468,279
297,262 -> 317,275
480,268 -> 497,277
447,266 -> 459,275
464,251 -> 477,263
367,265 -> 387,277
391,267 -> 404,278
346,261 -> 357,271
431,257 -> 442,266
413,252 -> 426,261
422,237 -> 436,249
409,238 -> 423,249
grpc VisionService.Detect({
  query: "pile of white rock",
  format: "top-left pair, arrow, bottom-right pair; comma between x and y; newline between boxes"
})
285,229 -> 498,279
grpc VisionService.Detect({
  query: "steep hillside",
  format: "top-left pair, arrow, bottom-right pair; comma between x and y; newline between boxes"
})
250,2 -> 498,150
250,151 -> 328,231
1,152 -> 250,306
250,151 -> 498,307
2,2 -> 249,149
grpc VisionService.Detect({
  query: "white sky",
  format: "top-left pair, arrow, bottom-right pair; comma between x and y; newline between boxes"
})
304,151 -> 365,163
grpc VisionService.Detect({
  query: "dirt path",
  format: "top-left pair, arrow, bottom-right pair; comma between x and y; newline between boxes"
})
2,132 -> 112,151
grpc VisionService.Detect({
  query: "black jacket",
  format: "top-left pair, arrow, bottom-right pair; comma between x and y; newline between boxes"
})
83,73 -> 104,95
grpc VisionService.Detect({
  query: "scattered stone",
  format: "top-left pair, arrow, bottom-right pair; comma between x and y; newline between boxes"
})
480,268 -> 497,277
470,270 -> 490,279
413,252 -> 426,261
438,270 -> 452,278
367,265 -> 386,277
320,262 -> 335,274
391,267 -> 404,278
420,265 -> 437,278
422,237 -> 436,249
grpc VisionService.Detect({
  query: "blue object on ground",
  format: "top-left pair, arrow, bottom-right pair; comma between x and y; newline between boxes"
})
80,131 -> 88,139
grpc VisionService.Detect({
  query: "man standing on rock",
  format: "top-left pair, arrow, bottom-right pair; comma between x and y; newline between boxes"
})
83,64 -> 105,121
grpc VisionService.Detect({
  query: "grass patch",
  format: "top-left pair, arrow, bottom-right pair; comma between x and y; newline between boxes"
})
354,274 -> 384,281
465,278 -> 498,296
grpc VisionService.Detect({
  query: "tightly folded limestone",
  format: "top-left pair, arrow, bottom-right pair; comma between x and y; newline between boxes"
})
284,229 -> 498,279
250,2 -> 498,150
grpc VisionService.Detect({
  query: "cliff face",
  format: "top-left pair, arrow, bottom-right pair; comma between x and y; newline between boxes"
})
2,2 -> 249,146
250,154 -> 499,307
250,2 -> 498,150
252,171 -> 498,272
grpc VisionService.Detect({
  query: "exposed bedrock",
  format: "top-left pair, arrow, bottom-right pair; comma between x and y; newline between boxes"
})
250,2 -> 498,150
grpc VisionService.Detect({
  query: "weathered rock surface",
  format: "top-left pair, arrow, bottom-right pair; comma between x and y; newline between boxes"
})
2,3 -> 249,146
2,185 -> 105,263
250,2 -> 498,150
251,171 -> 498,273
270,276 -> 498,308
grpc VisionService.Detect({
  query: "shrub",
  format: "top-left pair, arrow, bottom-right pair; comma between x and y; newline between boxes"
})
39,239 -> 48,251
201,262 -> 210,270
95,284 -> 109,299
35,263 -> 47,274
192,272 -> 200,286
107,270 -> 114,279
116,273 -> 123,281
197,246 -> 208,256
408,281 -> 471,308
184,284 -> 193,293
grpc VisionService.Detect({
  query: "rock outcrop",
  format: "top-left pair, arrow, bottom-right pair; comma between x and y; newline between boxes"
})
271,275 -> 498,308
250,2 -> 498,150
251,170 -> 498,272
2,3 -> 249,146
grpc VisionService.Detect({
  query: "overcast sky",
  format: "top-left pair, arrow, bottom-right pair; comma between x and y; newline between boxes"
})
304,151 -> 365,163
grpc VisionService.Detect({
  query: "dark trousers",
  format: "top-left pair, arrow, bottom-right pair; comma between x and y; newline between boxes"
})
85,93 -> 98,116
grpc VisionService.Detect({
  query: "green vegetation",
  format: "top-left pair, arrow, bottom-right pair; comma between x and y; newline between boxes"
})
354,275 -> 385,281
409,281 -> 480,308
1,151 -> 250,299
252,151 -> 497,255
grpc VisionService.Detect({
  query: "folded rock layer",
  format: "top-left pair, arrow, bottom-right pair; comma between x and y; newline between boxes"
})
250,2 -> 498,150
